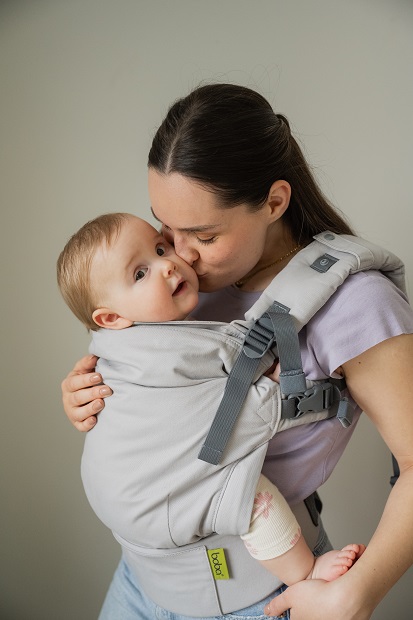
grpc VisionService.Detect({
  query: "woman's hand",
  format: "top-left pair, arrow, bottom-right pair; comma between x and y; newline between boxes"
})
264,578 -> 370,620
61,355 -> 112,431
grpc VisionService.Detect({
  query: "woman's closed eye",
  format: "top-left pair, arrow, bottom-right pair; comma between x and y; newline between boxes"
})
196,236 -> 216,245
161,225 -> 174,245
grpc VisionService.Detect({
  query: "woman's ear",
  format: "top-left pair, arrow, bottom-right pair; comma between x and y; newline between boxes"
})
92,308 -> 133,330
267,180 -> 291,221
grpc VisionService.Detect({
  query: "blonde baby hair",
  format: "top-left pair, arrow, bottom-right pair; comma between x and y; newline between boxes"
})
57,212 -> 130,331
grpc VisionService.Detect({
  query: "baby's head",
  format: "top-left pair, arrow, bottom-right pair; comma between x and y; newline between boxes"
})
57,213 -> 199,331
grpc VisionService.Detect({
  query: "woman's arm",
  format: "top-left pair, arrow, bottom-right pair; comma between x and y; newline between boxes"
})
265,333 -> 413,619
61,355 -> 112,431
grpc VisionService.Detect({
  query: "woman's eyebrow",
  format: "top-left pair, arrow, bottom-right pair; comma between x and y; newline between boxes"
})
150,207 -> 221,233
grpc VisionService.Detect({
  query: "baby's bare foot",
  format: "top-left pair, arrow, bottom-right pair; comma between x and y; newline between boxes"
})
310,543 -> 366,581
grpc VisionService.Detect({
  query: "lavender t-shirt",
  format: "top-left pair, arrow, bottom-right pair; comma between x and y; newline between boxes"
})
192,270 -> 413,505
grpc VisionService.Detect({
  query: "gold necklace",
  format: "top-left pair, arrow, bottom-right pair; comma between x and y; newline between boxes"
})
235,244 -> 303,288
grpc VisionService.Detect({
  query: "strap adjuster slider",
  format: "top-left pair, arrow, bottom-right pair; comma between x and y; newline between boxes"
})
243,316 -> 275,359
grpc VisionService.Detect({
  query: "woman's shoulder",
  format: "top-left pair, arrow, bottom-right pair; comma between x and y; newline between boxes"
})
302,270 -> 413,377
315,269 -> 410,321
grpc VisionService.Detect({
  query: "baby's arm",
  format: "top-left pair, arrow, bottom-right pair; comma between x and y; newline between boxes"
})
264,361 -> 280,382
241,474 -> 365,586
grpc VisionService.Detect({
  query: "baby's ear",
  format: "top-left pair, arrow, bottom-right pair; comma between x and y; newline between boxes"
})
92,308 -> 133,330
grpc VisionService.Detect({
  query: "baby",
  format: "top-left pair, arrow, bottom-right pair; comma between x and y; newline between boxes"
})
57,212 -> 364,586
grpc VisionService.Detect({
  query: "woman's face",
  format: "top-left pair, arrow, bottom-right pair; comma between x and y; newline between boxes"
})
148,170 -> 276,292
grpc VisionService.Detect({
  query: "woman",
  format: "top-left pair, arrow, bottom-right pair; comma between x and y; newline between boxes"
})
62,84 -> 413,619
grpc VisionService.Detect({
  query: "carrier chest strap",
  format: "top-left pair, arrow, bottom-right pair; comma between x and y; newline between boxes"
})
265,303 -> 353,427
198,302 -> 350,466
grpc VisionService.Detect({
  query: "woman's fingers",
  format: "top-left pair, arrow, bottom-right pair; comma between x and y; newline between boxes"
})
73,411 -> 99,432
61,355 -> 112,428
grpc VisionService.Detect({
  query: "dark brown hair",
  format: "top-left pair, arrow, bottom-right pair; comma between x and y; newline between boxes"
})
148,83 -> 353,243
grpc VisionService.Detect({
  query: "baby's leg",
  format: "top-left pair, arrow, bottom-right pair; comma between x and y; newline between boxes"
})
242,474 -> 365,586
309,544 -> 366,581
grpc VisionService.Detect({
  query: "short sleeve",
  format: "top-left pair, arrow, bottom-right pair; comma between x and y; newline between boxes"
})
301,271 -> 413,379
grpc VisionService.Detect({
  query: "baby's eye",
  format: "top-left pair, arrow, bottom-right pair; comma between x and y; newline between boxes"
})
156,245 -> 166,256
135,267 -> 148,281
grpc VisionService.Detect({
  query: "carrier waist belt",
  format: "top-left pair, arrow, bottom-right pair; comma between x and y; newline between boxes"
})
115,500 -> 320,617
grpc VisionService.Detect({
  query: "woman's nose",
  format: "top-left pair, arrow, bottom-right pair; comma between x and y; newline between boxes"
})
173,236 -> 199,266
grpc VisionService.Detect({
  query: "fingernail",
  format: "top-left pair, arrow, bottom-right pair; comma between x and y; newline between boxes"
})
99,387 -> 111,395
92,401 -> 103,413
90,374 -> 101,384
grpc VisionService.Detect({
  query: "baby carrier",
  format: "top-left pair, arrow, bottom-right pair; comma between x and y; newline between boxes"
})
81,232 -> 406,616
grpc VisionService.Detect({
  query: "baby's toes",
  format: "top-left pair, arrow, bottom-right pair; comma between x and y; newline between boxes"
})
333,564 -> 350,577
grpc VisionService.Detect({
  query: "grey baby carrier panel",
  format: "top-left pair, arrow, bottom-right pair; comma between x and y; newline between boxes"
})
81,232 -> 405,616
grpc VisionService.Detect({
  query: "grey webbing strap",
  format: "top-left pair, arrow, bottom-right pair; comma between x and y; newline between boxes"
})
268,302 -> 307,396
198,302 -> 304,465
198,301 -> 352,466
267,302 -> 316,421
273,308 -> 352,425
197,351 -> 263,465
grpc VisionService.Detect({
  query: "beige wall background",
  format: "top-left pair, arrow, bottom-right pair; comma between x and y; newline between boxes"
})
1,1 -> 412,618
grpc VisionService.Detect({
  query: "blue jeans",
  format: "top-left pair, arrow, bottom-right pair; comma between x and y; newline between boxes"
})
99,525 -> 332,620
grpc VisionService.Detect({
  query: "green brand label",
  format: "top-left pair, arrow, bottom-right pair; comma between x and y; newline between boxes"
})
207,548 -> 230,580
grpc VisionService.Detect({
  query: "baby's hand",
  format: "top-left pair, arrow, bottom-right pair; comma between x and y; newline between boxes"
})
264,361 -> 280,383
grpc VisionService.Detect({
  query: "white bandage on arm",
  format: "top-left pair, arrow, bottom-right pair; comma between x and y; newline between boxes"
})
240,473 -> 301,560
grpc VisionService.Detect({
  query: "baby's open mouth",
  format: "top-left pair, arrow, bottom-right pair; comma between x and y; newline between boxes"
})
173,281 -> 185,296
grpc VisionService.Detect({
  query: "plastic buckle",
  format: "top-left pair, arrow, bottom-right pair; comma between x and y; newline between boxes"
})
243,316 -> 275,359
288,383 -> 336,415
298,383 -> 335,412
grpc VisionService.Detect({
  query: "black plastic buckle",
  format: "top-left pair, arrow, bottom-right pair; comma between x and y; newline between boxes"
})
243,316 -> 275,359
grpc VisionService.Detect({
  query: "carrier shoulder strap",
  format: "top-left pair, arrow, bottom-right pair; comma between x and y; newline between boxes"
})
198,232 -> 406,466
245,231 -> 406,330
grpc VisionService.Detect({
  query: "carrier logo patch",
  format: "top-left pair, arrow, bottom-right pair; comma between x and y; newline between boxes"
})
311,253 -> 338,273
207,548 -> 230,580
